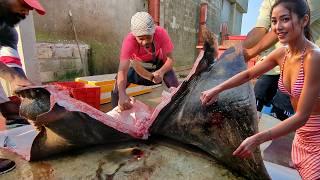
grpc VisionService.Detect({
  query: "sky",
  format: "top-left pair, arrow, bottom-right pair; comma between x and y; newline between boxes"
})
241,0 -> 263,35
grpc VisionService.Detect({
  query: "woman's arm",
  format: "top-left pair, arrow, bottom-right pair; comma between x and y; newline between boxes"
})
200,48 -> 281,105
234,49 -> 320,158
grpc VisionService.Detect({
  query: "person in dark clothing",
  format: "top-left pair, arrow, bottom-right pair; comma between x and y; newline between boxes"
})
0,0 -> 45,175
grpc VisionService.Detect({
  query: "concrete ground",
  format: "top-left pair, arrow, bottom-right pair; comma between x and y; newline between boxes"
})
1,138 -> 244,180
0,70 -> 301,180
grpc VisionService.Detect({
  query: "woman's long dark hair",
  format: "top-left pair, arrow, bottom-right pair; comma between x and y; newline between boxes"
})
271,0 -> 313,42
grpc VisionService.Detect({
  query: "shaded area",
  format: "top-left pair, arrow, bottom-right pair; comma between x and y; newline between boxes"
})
263,134 -> 294,168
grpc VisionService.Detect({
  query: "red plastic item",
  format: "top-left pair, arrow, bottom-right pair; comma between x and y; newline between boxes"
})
227,35 -> 247,41
50,82 -> 100,109
8,96 -> 21,105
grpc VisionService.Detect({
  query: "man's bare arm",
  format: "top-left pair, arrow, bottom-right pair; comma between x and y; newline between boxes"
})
243,27 -> 268,49
243,27 -> 278,60
0,62 -> 19,81
0,62 -> 32,90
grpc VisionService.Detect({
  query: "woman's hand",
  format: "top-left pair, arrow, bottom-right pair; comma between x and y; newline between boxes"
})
200,87 -> 220,106
232,134 -> 261,158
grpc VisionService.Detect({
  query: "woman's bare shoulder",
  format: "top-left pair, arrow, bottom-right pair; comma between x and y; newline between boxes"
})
304,47 -> 320,68
306,47 -> 320,59
267,46 -> 287,63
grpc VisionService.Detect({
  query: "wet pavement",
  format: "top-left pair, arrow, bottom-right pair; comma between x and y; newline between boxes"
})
1,138 -> 243,180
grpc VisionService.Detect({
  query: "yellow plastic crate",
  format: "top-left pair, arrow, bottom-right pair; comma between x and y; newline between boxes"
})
75,74 -> 158,104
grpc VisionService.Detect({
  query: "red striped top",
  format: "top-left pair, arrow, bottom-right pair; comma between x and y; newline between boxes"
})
278,47 -> 306,98
278,47 -> 320,143
279,47 -> 320,180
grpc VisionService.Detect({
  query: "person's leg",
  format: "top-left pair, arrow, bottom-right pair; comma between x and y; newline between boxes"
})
163,70 -> 179,88
111,83 -> 120,108
272,106 -> 290,120
0,84 -> 10,106
0,158 -> 16,175
271,90 -> 294,120
0,68 -> 23,175
0,82 -> 14,117
0,83 -> 10,129
254,74 -> 279,111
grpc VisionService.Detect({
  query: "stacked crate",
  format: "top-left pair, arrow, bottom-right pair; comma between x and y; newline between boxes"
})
50,81 -> 101,109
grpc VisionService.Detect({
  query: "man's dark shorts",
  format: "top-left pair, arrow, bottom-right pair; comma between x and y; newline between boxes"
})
254,74 -> 280,105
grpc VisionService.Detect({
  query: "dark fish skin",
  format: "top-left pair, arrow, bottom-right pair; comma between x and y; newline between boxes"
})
16,88 -> 132,161
18,87 -> 51,121
150,42 -> 270,179
15,30 -> 270,179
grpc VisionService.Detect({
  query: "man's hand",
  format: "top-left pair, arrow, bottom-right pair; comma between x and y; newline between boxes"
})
152,70 -> 164,84
242,48 -> 248,61
118,93 -> 134,111
130,60 -> 154,81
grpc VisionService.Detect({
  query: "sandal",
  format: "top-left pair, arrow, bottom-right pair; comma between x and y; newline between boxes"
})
0,158 -> 16,175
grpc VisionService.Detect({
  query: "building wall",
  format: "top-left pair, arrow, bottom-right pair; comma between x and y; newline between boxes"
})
34,0 -> 247,76
162,0 -> 197,67
160,0 -> 222,66
220,0 -> 248,35
233,8 -> 243,34
206,0 -> 223,32
220,0 -> 232,31
37,43 -> 89,82
233,0 -> 248,12
34,0 -> 146,75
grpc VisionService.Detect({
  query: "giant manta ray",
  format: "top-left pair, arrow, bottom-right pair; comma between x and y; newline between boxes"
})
1,31 -> 270,179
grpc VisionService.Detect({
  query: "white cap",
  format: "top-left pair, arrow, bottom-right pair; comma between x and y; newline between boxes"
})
131,12 -> 155,36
